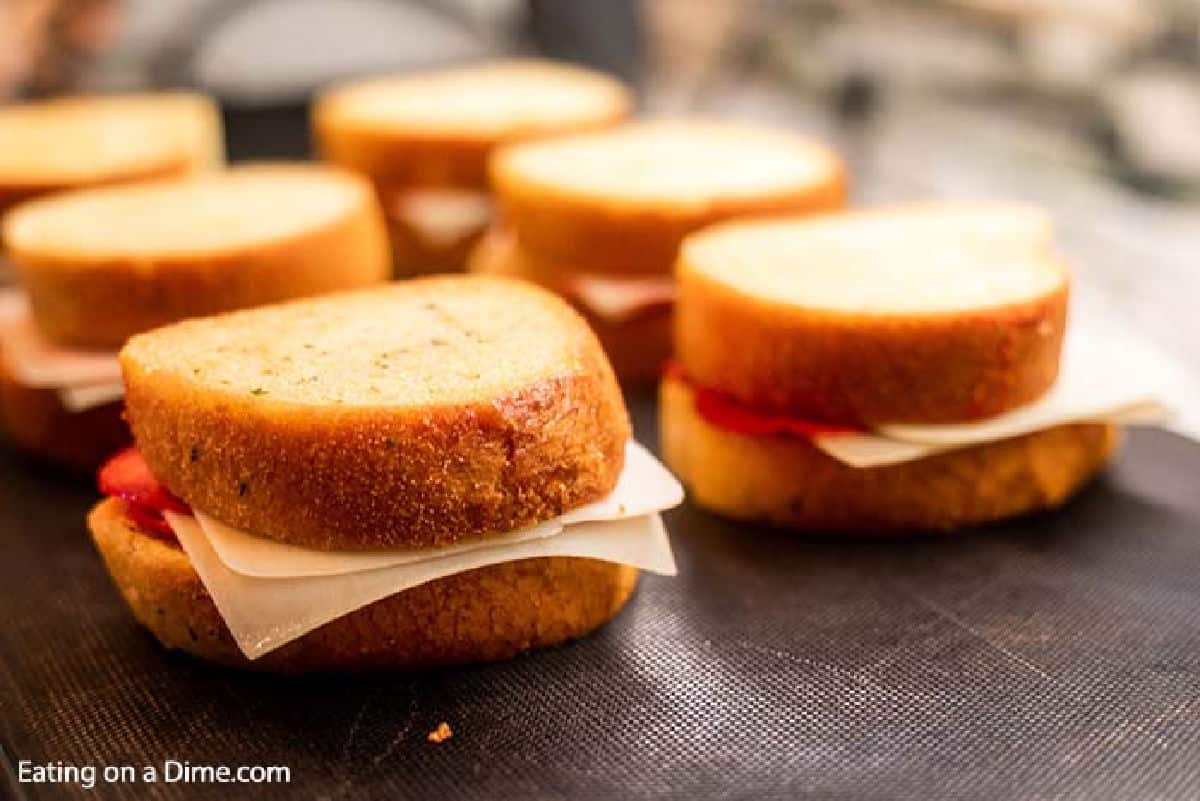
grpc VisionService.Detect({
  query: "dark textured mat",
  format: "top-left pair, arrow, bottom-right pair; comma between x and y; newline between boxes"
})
2,395 -> 1199,801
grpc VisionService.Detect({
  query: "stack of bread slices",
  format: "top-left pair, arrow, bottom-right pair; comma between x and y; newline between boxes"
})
1,67 -> 1191,678
659,202 -> 1187,531
1,163 -> 389,469
313,60 -> 633,277
90,277 -> 682,671
473,119 -> 847,384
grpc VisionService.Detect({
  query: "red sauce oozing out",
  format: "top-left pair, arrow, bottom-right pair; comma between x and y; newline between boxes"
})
97,448 -> 190,539
663,361 -> 860,439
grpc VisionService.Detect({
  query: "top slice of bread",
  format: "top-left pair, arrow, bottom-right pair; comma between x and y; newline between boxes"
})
313,59 -> 631,187
675,203 -> 1069,424
0,92 -> 223,212
120,276 -> 631,551
4,163 -> 389,348
489,119 -> 847,274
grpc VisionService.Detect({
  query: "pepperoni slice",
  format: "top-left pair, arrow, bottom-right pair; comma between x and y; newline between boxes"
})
121,500 -> 178,541
98,446 -> 190,526
663,361 -> 860,439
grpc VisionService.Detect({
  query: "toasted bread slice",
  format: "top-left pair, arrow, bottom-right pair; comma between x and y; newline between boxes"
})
4,164 -> 389,348
89,498 -> 637,672
120,276 -> 630,550
490,120 -> 846,275
470,227 -> 670,385
0,355 -> 128,472
0,92 -> 222,213
661,376 -> 1116,532
314,59 -> 631,188
676,203 -> 1068,424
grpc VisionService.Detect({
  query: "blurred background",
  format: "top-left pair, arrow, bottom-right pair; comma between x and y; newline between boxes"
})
2,0 -> 1198,371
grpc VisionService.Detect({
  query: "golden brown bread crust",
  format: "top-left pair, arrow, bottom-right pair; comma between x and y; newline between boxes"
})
490,128 -> 847,276
0,92 -> 223,219
88,498 -> 638,672
661,376 -> 1117,532
675,264 -> 1068,425
495,178 -> 847,277
121,279 -> 632,551
0,160 -> 193,220
316,117 -> 628,190
8,171 -> 390,349
469,227 -> 671,386
0,355 -> 128,471
312,62 -> 630,189
582,308 -> 671,389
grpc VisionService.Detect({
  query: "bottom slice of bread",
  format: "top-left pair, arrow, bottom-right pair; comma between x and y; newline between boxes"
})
469,228 -> 671,386
88,498 -> 639,672
0,357 -> 128,471
661,376 -> 1118,532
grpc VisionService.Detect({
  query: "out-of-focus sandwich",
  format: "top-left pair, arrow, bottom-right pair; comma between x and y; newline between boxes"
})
659,203 -> 1168,531
313,59 -> 632,277
472,119 -> 846,385
0,92 -> 223,216
0,164 -> 389,470
90,276 -> 680,671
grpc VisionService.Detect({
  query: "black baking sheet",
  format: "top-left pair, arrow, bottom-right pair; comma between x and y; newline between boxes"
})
1,393 -> 1199,801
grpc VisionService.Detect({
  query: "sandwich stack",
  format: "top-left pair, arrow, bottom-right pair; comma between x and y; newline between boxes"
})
662,203 -> 1132,531
474,120 -> 847,384
89,277 -> 681,671
0,164 -> 389,470
313,59 -> 632,277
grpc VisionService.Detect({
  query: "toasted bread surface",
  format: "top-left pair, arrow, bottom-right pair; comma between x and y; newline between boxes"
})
89,498 -> 638,672
314,59 -> 631,187
0,92 -> 222,212
120,276 -> 631,550
661,376 -> 1116,532
0,356 -> 128,471
470,227 -> 670,385
5,164 -> 389,347
676,204 -> 1068,424
490,120 -> 846,274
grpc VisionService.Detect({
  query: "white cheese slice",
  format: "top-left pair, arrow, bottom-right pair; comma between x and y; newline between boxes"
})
813,317 -> 1200,468
566,274 -> 677,324
57,381 -> 126,412
167,510 -> 676,660
390,189 -> 493,249
201,440 -> 683,578
0,293 -> 122,388
0,287 -> 22,323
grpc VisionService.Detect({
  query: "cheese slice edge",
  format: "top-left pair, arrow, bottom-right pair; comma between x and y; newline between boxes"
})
813,317 -> 1198,467
202,439 -> 683,578
167,510 -> 676,660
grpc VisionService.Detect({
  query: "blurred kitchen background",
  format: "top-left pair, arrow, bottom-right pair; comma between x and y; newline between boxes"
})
2,0 -> 1199,371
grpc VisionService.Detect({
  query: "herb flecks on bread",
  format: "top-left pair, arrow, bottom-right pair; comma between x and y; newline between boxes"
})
120,276 -> 631,550
676,203 -> 1068,424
